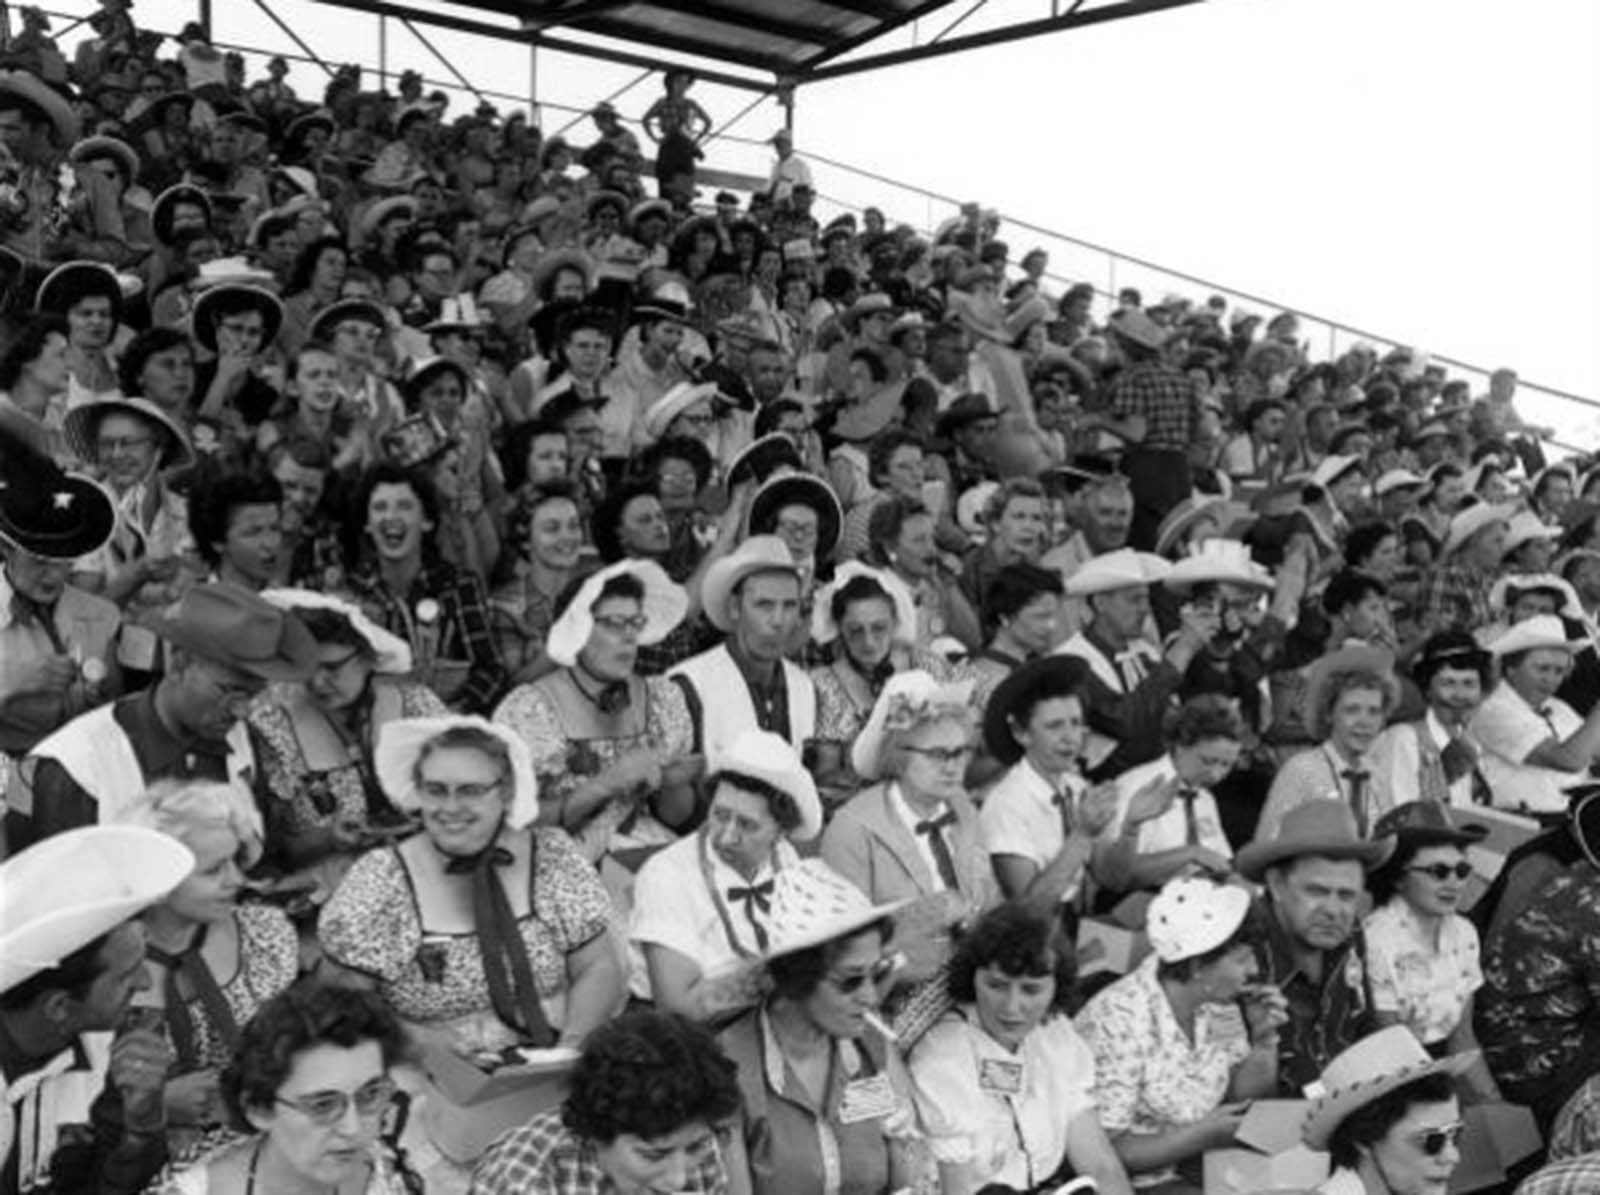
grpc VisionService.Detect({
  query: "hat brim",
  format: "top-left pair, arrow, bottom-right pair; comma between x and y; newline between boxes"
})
726,433 -> 802,490
982,656 -> 1092,765
702,549 -> 800,634
309,299 -> 388,341
762,896 -> 912,965
833,383 -> 904,443
1236,829 -> 1395,882
375,716 -> 538,830
155,609 -> 319,682
63,397 -> 195,473
544,560 -> 687,668
259,588 -> 413,674
36,263 -> 123,320
1302,1051 -> 1479,1150
191,284 -> 285,353
749,474 -> 842,561
0,472 -> 115,560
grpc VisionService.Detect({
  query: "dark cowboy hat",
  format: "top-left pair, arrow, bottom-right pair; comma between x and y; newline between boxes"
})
151,183 -> 213,245
35,261 -> 122,320
982,655 -> 1092,766
156,583 -> 317,681
190,283 -> 285,353
401,356 -> 471,412
726,433 -> 802,490
748,473 -> 841,561
308,298 -> 387,342
1236,801 -> 1395,881
935,392 -> 1002,441
285,108 -> 336,145
0,450 -> 114,561
1372,801 -> 1487,852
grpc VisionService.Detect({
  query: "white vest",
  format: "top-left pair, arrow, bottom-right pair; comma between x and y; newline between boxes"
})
669,644 -> 815,765
1,1032 -> 112,1194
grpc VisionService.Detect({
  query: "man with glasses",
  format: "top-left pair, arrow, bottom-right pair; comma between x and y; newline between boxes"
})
6,583 -> 315,851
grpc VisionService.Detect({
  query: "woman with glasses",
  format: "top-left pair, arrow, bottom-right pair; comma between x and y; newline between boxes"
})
318,715 -> 624,1061
487,481 -> 587,685
492,561 -> 700,869
149,979 -> 420,1194
719,860 -> 930,1195
1362,803 -> 1501,1095
248,591 -> 444,885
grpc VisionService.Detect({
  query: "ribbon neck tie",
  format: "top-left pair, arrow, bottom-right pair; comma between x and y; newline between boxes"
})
726,879 -> 774,951
444,843 -> 556,1046
1341,770 -> 1370,837
915,810 -> 961,891
1114,649 -> 1148,692
1051,788 -> 1075,841
1178,786 -> 1201,845
853,654 -> 896,696
146,925 -> 240,1072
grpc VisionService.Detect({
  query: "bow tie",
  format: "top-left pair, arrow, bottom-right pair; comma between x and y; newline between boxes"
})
444,845 -> 514,875
916,811 -> 956,836
727,879 -> 774,912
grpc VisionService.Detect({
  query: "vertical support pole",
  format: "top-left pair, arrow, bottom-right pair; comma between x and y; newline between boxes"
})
378,14 -> 387,93
199,0 -> 212,40
0,3 -> 12,52
529,42 -> 539,119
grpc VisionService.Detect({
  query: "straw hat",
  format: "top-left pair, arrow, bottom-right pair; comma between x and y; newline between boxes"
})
811,562 -> 917,646
259,589 -> 412,674
1301,1027 -> 1478,1150
1301,643 -> 1399,740
156,583 -> 318,682
642,381 -> 719,441
63,396 -> 194,472
627,198 -> 672,232
543,559 -> 687,668
1163,539 -> 1273,591
852,669 -> 975,782
1063,548 -> 1172,597
1373,468 -> 1426,498
356,195 -> 418,241
374,715 -> 538,830
700,535 -> 799,633
0,826 -> 195,995
1154,494 -> 1247,557
712,729 -> 822,843
1146,877 -> 1252,963
69,135 -> 139,184
584,189 -> 628,221
1489,613 -> 1581,657
1235,801 -> 1394,882
1308,453 -> 1364,492
832,381 -> 905,444
529,248 -> 596,300
190,283 -> 285,353
761,859 -> 909,963
1501,510 -> 1561,560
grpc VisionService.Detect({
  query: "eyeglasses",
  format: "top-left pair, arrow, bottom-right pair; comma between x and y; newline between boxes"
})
97,434 -> 153,454
1407,862 -> 1474,882
276,1077 -> 396,1126
1410,1122 -> 1464,1156
903,744 -> 971,766
417,778 -> 504,802
593,613 -> 648,635
826,956 -> 897,995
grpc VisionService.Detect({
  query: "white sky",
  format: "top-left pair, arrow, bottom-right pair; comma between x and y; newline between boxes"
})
71,0 -> 1600,440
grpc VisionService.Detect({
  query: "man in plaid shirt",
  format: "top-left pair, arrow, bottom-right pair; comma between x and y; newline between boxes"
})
471,1011 -> 740,1195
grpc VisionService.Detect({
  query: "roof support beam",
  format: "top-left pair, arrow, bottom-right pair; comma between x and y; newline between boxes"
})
642,0 -> 834,48
795,0 -> 960,72
801,0 -> 1205,80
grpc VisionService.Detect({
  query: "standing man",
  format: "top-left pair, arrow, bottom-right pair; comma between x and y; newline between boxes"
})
765,129 -> 811,205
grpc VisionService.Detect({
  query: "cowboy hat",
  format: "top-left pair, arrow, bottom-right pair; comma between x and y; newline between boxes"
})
259,589 -> 412,674
840,292 -> 896,332
1154,494 -> 1249,557
64,396 -> 194,472
374,715 -> 538,830
285,108 -> 336,144
1108,309 -> 1171,352
1308,453 -> 1364,492
1163,538 -> 1272,591
700,535 -> 800,633
0,70 -> 78,144
583,189 -> 629,221
1301,1027 -> 1478,1150
1500,510 -> 1561,560
195,257 -> 276,289
1411,419 -> 1452,445
1146,876 -> 1252,963
0,457 -> 114,560
156,583 -> 318,682
1063,548 -> 1172,598
1373,468 -> 1426,497
627,197 -> 672,232
934,392 -> 1001,441
1489,613 -> 1581,657
982,655 -> 1091,766
69,135 -> 139,184
422,294 -> 489,335
356,195 -> 418,242
725,433 -> 801,490
749,473 -> 842,561
543,559 -> 687,668
832,381 -> 905,444
811,562 -> 918,647
1488,572 -> 1582,621
0,826 -> 195,995
1235,800 -> 1395,881
1302,643 -> 1399,740
151,183 -> 213,245
1440,503 -> 1513,557
632,278 -> 692,323
760,859 -> 910,963
190,283 -> 285,353
852,669 -> 975,782
35,261 -> 121,319
529,248 -> 596,301
520,195 -> 562,227
712,729 -> 822,843
308,297 -> 388,342
1371,801 -> 1486,851
641,381 -> 720,442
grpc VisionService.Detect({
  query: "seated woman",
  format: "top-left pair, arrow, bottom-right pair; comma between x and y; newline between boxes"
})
909,902 -> 1135,1195
471,1009 -> 742,1194
492,560 -> 700,869
487,481 -> 588,686
250,590 -> 444,883
121,781 -> 299,1146
719,859 -> 929,1195
318,715 -> 625,1061
865,495 -> 982,653
809,563 -> 949,804
1075,877 -> 1287,1194
629,729 -> 822,1023
149,979 -> 418,1194
1300,1026 -> 1476,1195
1363,802 -> 1499,1097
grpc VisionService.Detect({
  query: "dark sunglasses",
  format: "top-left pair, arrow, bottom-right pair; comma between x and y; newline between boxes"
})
827,957 -> 897,995
1411,1122 -> 1464,1156
1407,863 -> 1474,882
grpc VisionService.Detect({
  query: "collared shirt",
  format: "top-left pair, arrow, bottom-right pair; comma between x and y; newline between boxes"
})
1469,682 -> 1586,815
1362,899 -> 1481,1046
469,1106 -> 729,1195
1108,754 -> 1231,861
980,758 -> 1088,902
889,783 -> 955,893
726,639 -> 792,742
1369,710 -> 1485,808
1256,742 -> 1393,840
1105,363 -> 1194,451
1251,896 -> 1374,1097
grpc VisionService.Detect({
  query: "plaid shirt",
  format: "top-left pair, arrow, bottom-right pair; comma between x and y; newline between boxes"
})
469,1108 -> 730,1195
1515,1155 -> 1600,1195
348,558 -> 507,714
1421,560 -> 1495,636
1105,362 -> 1195,450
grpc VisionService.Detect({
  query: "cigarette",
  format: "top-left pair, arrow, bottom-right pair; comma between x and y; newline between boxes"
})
864,1011 -> 898,1043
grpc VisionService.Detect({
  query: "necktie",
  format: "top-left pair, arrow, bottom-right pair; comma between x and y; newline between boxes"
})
1114,649 -> 1147,691
726,879 -> 774,950
1051,787 -> 1075,841
1341,770 -> 1370,836
146,926 -> 241,1072
1440,737 -> 1494,806
10,595 -> 65,653
1178,787 -> 1202,845
915,810 -> 961,891
445,842 -> 556,1046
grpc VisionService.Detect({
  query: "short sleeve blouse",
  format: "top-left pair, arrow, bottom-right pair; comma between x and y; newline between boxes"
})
1362,899 -> 1482,1046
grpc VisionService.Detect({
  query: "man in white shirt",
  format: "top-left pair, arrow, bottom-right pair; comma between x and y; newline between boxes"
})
765,130 -> 811,204
1370,631 -> 1495,808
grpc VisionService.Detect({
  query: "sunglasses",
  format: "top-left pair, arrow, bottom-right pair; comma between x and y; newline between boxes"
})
1411,1122 -> 1464,1156
1407,863 -> 1474,882
826,956 -> 897,995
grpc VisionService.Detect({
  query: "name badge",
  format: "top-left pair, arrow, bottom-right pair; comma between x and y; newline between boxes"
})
837,1074 -> 897,1124
978,1058 -> 1023,1096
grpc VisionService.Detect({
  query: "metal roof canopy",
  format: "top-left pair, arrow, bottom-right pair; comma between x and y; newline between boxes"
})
312,0 -> 1205,92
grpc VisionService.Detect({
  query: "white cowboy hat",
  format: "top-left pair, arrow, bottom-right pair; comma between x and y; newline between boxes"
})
1373,468 -> 1427,497
1301,1027 -> 1479,1150
1487,573 -> 1582,621
641,381 -> 720,441
712,729 -> 822,842
374,716 -> 539,830
811,562 -> 918,646
1308,453 -> 1364,492
1153,494 -> 1249,558
851,669 -> 975,782
1489,613 -> 1581,657
1441,503 -> 1514,557
1,826 -> 194,994
1501,510 -> 1561,559
761,859 -> 909,963
543,559 -> 687,668
1162,539 -> 1273,591
1146,877 -> 1252,963
1063,548 -> 1172,597
259,589 -> 413,674
700,535 -> 799,633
